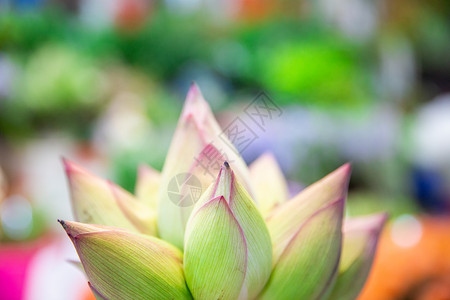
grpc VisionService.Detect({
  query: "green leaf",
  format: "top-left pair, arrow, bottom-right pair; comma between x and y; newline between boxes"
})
259,198 -> 345,299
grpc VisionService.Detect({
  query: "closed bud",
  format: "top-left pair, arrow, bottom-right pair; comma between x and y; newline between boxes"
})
184,162 -> 272,299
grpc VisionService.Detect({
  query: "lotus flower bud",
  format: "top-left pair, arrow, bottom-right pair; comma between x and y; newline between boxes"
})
59,220 -> 192,300
249,152 -> 288,216
327,213 -> 388,300
184,162 -> 272,299
63,159 -> 156,236
158,84 -> 252,249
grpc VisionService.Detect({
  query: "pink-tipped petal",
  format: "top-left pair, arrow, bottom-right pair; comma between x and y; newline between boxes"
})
157,85 -> 252,249
184,196 -> 247,300
63,159 -> 138,232
259,198 -> 345,299
59,220 -> 191,300
267,163 -> 351,264
327,213 -> 388,300
187,162 -> 272,299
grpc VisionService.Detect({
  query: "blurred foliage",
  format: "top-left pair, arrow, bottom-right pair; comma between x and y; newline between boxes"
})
0,2 -> 448,215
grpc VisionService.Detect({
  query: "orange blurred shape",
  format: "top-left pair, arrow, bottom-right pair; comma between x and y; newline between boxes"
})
237,0 -> 275,21
358,216 -> 450,300
82,287 -> 96,300
115,0 -> 151,31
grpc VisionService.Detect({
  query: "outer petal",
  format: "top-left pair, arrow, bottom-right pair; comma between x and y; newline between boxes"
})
63,159 -> 137,231
158,83 -> 252,249
267,163 -> 351,264
327,213 -> 388,300
259,198 -> 345,300
184,196 -> 247,300
60,220 -> 192,300
135,164 -> 160,210
249,152 -> 288,216
192,162 -> 272,299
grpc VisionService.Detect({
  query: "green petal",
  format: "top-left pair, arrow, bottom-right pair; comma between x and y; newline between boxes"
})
249,152 -> 288,216
61,220 -> 192,300
88,282 -> 107,300
192,162 -> 272,299
184,196 -> 247,300
327,213 -> 388,300
158,83 -> 252,249
63,159 -> 137,232
135,164 -> 160,210
266,164 -> 351,264
259,198 -> 345,300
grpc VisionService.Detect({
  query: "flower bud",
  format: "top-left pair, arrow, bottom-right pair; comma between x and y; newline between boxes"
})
184,162 -> 272,299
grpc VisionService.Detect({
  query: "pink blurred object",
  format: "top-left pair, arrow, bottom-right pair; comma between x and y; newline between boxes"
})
0,239 -> 47,300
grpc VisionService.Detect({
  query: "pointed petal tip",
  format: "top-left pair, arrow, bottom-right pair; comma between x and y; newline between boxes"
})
185,82 -> 204,104
339,162 -> 352,176
57,219 -> 67,230
182,83 -> 210,121
188,81 -> 200,93
260,151 -> 276,161
217,160 -> 234,178
212,161 -> 235,202
137,164 -> 157,177
61,157 -> 73,176
344,212 -> 389,235
328,163 -> 352,193
62,158 -> 87,178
